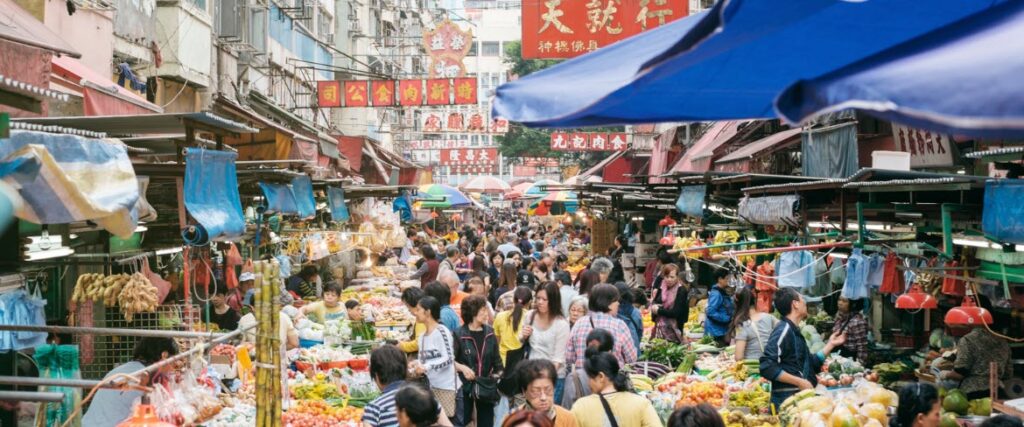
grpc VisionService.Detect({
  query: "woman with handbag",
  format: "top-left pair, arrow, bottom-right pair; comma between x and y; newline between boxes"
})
411,296 -> 460,420
454,296 -> 504,427
526,282 -> 570,403
570,349 -> 662,427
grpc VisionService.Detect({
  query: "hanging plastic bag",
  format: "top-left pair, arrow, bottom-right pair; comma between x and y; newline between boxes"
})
143,258 -> 173,304
224,243 -> 241,290
241,259 -> 254,275
33,344 -> 82,427
940,259 -> 967,297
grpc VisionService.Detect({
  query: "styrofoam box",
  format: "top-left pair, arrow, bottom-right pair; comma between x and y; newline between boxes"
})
872,150 -> 911,170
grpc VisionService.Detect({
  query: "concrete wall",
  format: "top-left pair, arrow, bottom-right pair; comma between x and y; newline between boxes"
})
43,0 -> 114,76
155,2 -> 213,87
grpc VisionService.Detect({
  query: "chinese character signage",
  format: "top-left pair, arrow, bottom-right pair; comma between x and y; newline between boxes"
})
424,20 -> 473,78
550,131 -> 629,151
318,81 -> 341,107
891,123 -> 955,168
441,148 -> 498,166
408,140 -> 500,150
316,78 -> 478,108
420,110 -> 509,134
522,0 -> 689,59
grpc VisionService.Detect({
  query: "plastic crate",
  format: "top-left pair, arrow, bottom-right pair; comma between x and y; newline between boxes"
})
893,332 -> 924,349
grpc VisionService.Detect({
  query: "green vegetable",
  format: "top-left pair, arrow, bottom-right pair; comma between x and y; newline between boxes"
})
643,339 -> 688,367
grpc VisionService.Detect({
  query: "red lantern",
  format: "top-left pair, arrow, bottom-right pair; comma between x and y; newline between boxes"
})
895,284 -> 938,310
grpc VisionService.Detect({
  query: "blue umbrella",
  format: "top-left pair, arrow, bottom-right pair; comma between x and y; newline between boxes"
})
776,0 -> 1024,138
493,0 -> 1004,127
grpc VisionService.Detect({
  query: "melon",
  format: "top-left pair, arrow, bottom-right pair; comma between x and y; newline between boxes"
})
942,390 -> 969,415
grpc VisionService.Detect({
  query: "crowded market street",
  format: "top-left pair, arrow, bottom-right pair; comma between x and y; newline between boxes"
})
0,0 -> 1023,426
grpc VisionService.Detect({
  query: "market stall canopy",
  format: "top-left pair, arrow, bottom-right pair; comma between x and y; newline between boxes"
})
0,0 -> 79,57
667,121 -> 746,174
14,112 -> 257,136
460,176 -> 511,194
776,0 -> 1024,138
0,130 -> 139,238
51,55 -> 163,116
564,175 -> 603,186
415,184 -> 472,209
492,0 -> 1003,127
524,179 -> 562,197
714,127 -> 803,172
506,181 -> 534,200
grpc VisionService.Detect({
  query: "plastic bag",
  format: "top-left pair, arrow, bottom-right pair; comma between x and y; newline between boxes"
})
143,258 -> 172,304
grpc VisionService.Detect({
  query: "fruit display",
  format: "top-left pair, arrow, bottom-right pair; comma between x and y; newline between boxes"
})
631,374 -> 655,392
777,382 -> 899,427
204,404 -> 256,427
117,273 -> 160,321
727,387 -> 771,413
870,362 -> 911,386
675,381 -> 727,408
719,409 -> 780,427
708,360 -> 760,382
282,400 -> 363,427
695,352 -> 735,373
941,389 -> 991,417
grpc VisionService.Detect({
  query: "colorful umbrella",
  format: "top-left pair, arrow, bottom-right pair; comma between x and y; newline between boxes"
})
506,182 -> 534,200
460,176 -> 512,194
415,184 -> 472,209
528,191 -> 579,216
524,179 -> 562,197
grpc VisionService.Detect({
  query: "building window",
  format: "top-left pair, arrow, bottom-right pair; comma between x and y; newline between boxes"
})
467,42 -> 478,56
481,41 -> 500,56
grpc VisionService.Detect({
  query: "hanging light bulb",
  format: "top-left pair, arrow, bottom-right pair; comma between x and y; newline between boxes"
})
945,289 -> 993,326
895,283 -> 938,310
683,259 -> 696,283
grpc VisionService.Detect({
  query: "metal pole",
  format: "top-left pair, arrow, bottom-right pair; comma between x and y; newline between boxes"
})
128,324 -> 251,379
0,324 -> 230,340
0,376 -> 115,390
0,391 -> 66,403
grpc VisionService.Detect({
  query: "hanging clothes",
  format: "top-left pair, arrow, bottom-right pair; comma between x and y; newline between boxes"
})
776,250 -> 816,289
879,252 -> 904,294
842,248 -> 871,300
0,288 -> 48,351
755,261 -> 776,313
865,253 -> 885,290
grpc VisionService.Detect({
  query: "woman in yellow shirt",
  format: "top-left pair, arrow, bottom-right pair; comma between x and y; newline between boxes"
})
570,348 -> 662,427
492,286 -> 534,365
398,287 -> 428,353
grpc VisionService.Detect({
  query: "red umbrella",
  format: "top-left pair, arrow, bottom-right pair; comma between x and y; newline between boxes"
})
460,176 -> 512,194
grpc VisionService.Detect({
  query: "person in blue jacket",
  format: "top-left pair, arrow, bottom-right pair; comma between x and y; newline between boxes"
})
705,268 -> 735,346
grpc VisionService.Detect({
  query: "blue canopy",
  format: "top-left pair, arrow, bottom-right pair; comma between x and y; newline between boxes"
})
776,0 -> 1024,138
493,0 -> 1004,127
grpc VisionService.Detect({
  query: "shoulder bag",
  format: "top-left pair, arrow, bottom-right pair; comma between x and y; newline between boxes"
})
598,393 -> 621,427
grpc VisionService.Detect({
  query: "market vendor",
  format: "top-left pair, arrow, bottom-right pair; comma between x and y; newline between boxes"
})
287,265 -> 320,300
346,299 -> 377,341
832,297 -> 869,362
301,281 -> 346,324
939,297 -> 1012,400
83,337 -> 180,427
208,287 -> 241,331
227,272 -> 255,313
412,245 -> 441,286
760,288 -> 846,410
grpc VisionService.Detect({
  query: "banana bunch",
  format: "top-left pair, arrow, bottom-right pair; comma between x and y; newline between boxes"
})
71,273 -> 131,306
117,273 -> 159,322
630,374 -> 654,392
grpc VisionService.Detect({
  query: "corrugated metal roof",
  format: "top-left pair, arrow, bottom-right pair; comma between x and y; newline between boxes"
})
742,178 -> 848,193
716,128 -> 803,163
842,176 -> 986,188
964,146 -> 1024,158
14,112 -> 257,135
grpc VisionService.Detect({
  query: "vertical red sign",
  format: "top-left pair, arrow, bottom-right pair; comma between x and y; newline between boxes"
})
453,78 -> 478,104
371,80 -> 396,106
426,79 -> 451,105
399,80 -> 425,106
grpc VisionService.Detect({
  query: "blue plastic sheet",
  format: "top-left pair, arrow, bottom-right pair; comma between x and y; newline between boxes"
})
675,185 -> 706,218
291,176 -> 316,219
327,186 -> 350,222
259,182 -> 298,215
393,191 -> 413,223
982,179 -> 1024,244
184,148 -> 245,243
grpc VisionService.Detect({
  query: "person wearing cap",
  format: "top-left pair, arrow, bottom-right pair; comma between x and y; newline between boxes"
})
227,272 -> 256,312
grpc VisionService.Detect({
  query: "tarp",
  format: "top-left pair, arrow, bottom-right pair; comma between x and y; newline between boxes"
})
675,185 -> 706,218
0,130 -> 139,238
290,175 -> 316,219
738,195 -> 801,226
775,0 -> 1024,138
982,179 -> 1024,244
802,122 -> 858,178
326,186 -> 350,222
183,148 -> 245,243
493,0 -> 1003,127
716,128 -> 803,164
258,182 -> 298,216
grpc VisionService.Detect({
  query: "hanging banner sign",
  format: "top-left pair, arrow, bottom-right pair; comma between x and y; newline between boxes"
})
522,0 -> 689,59
420,110 -> 509,134
424,20 -> 473,78
890,123 -> 955,168
440,148 -> 498,166
408,140 -> 500,150
316,78 -> 478,108
550,131 -> 629,151
448,164 -> 498,175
